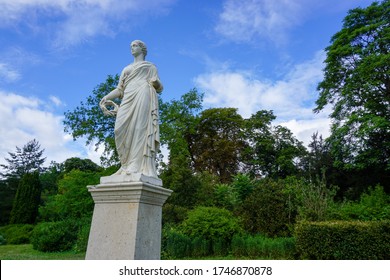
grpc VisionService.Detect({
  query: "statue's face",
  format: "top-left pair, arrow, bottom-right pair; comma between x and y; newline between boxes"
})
131,42 -> 143,57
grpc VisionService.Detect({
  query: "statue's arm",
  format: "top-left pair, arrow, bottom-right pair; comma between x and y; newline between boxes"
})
100,70 -> 125,106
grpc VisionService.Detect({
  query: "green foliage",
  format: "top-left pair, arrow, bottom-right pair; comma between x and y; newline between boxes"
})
161,153 -> 201,210
10,172 -> 41,224
328,185 -> 390,221
63,74 -> 119,166
231,234 -> 296,259
288,176 -> 338,222
162,227 -> 229,259
231,173 -> 255,202
0,224 -> 34,245
63,157 -> 102,173
240,179 -> 294,237
74,218 -> 92,253
180,206 -> 242,243
162,204 -> 189,225
0,235 -> 5,245
213,183 -> 238,210
159,88 -> 203,155
295,220 -> 390,259
243,111 -> 307,179
162,228 -> 193,259
189,108 -> 245,183
38,170 -> 98,222
30,220 -> 78,252
315,0 -> 390,173
0,178 -> 18,225
39,162 -> 62,197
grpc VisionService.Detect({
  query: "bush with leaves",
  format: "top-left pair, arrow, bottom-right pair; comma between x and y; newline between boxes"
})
180,206 -> 242,244
34,170 -> 99,252
38,170 -> 99,222
0,224 -> 34,244
328,185 -> 390,221
240,179 -> 295,237
31,220 -> 78,252
284,176 -> 338,222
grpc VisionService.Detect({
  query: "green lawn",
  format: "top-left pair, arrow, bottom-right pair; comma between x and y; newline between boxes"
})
0,244 -> 85,260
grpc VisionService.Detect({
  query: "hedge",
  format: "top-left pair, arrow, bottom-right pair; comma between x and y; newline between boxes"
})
295,220 -> 390,259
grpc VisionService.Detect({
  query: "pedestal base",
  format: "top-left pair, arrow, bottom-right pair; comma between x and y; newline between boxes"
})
85,176 -> 172,260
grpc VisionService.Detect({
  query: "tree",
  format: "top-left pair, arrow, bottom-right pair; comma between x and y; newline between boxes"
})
64,74 -> 119,166
243,110 -> 306,179
159,88 -> 204,159
1,139 -> 46,179
314,0 -> 390,177
188,108 -> 245,183
9,172 -> 42,224
63,157 -> 102,173
38,170 -> 99,222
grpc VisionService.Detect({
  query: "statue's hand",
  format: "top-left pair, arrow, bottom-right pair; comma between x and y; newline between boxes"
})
100,97 -> 118,117
99,96 -> 107,108
149,79 -> 163,92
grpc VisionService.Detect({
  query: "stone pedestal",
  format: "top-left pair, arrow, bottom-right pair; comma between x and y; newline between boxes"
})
85,174 -> 172,260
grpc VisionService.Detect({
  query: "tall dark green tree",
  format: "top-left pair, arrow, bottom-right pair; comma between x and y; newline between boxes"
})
10,172 -> 41,224
0,139 -> 46,179
314,0 -> 390,189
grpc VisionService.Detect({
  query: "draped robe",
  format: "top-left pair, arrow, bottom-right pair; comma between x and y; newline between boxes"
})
114,61 -> 162,177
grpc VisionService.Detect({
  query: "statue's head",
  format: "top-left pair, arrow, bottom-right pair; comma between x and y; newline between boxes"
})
131,40 -> 147,57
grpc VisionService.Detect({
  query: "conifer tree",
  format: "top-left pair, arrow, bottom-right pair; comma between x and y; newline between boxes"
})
10,172 -> 42,224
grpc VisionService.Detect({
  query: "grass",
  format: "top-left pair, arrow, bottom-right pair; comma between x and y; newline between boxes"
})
0,244 -> 85,260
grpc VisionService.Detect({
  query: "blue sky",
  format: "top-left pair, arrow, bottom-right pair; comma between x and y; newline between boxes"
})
0,0 -> 374,167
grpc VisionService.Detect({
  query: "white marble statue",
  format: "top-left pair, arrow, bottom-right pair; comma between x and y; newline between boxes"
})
99,40 -> 163,178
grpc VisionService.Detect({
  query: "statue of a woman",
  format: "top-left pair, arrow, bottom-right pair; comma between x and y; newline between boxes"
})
99,40 -> 163,178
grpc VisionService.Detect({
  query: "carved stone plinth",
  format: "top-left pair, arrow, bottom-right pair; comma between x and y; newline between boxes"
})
85,175 -> 172,260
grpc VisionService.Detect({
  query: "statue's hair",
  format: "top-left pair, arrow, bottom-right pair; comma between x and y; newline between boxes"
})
132,40 -> 147,57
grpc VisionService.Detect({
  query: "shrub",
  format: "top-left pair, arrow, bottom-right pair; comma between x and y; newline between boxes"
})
180,206 -> 242,243
328,185 -> 390,221
162,228 -> 192,259
74,218 -> 92,253
162,204 -> 189,225
38,170 -> 98,222
0,224 -> 34,244
191,236 -> 211,257
295,220 -> 390,259
31,220 -> 78,252
0,235 -> 6,245
289,176 -> 337,222
239,179 -> 294,237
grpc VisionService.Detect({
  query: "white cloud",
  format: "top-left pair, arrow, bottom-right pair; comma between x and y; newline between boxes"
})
215,0 -> 305,44
0,63 -> 21,82
0,90 -> 98,169
194,50 -> 331,145
49,95 -> 63,106
215,0 -> 373,45
0,0 -> 177,48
